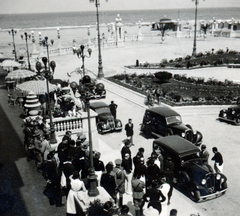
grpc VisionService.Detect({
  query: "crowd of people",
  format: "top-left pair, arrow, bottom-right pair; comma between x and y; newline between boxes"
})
22,94 -> 224,216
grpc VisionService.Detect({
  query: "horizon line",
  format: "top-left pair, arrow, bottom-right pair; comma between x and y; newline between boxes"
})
0,6 -> 239,15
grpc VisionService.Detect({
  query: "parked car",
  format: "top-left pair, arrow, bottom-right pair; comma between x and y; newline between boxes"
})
89,101 -> 122,134
153,135 -> 228,202
218,101 -> 240,124
140,106 -> 203,145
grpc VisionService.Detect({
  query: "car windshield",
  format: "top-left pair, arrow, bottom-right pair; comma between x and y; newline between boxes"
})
181,154 -> 202,165
95,107 -> 110,115
165,115 -> 182,125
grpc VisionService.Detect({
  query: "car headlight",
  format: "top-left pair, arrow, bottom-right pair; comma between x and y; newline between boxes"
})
102,124 -> 107,129
117,121 -> 122,127
216,174 -> 221,180
232,111 -> 235,115
201,179 -> 207,185
181,132 -> 185,137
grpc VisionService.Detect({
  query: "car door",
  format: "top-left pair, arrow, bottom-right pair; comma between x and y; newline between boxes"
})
155,114 -> 167,135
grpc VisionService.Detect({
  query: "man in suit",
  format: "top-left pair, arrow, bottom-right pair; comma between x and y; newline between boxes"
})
125,118 -> 134,144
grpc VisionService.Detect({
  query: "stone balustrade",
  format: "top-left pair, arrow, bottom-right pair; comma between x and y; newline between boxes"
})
47,109 -> 99,150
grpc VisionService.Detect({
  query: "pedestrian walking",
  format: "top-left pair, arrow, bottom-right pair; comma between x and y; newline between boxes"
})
42,153 -> 64,207
112,159 -> 125,207
211,147 -> 223,173
125,118 -> 134,144
132,174 -> 145,216
159,177 -> 171,216
109,100 -> 118,119
121,139 -> 132,161
100,162 -> 117,201
199,144 -> 209,165
122,153 -> 133,195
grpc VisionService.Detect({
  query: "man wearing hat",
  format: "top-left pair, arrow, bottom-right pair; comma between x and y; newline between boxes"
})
199,144 -> 209,165
32,131 -> 43,171
109,100 -> 118,119
112,159 -> 125,207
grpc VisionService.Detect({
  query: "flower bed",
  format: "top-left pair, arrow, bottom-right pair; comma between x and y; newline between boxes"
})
106,72 -> 240,106
127,50 -> 240,70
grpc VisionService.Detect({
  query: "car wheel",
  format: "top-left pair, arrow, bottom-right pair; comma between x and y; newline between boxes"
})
97,125 -> 103,134
221,182 -> 228,190
219,110 -> 224,117
188,188 -> 200,202
166,128 -> 173,136
235,115 -> 240,123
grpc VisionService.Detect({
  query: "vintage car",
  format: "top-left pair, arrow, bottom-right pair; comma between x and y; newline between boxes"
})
218,102 -> 240,124
140,106 -> 203,146
153,135 -> 228,202
89,101 -> 122,134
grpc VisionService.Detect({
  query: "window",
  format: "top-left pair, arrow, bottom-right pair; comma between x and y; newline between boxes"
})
166,115 -> 182,125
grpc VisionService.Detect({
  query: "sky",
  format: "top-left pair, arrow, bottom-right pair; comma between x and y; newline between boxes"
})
0,0 -> 239,14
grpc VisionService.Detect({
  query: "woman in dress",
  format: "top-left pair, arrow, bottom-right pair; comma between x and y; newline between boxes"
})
66,171 -> 86,215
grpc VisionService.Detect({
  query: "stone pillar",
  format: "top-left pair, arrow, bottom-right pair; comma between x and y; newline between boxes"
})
176,19 -> 181,38
31,31 -> 39,57
138,20 -> 144,41
211,17 -> 215,36
115,14 -> 124,47
230,18 -> 235,38
38,32 -> 45,57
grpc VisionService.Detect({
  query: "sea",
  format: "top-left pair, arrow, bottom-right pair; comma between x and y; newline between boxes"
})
0,7 -> 240,30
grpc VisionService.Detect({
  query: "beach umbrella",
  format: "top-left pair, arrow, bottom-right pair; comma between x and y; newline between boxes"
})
5,69 -> 36,81
2,60 -> 21,68
16,80 -> 58,95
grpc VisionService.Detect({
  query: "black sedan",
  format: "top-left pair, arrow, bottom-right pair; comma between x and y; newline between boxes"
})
90,101 -> 122,134
153,136 -> 227,202
140,106 -> 203,146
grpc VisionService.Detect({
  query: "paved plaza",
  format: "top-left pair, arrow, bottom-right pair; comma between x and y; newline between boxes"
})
0,30 -> 240,216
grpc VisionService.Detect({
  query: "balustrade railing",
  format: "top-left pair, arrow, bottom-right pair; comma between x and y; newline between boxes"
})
53,116 -> 83,133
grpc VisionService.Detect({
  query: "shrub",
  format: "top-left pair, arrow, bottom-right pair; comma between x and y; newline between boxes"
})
154,71 -> 172,81
169,59 -> 174,63
196,52 -> 203,57
143,61 -> 150,67
161,58 -> 168,65
185,55 -> 191,60
205,96 -> 214,101
229,50 -> 238,54
192,96 -> 199,101
216,59 -> 224,65
217,49 -> 224,54
175,63 -> 183,68
113,74 -> 125,80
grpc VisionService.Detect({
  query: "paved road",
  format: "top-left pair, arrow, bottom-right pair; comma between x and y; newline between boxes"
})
97,79 -> 239,216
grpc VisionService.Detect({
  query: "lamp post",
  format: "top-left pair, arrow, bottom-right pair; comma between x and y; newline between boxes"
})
37,36 -> 57,144
8,29 -> 18,61
90,0 -> 105,79
78,76 -> 105,196
192,0 -> 204,56
21,32 -> 31,70
76,45 -> 92,76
